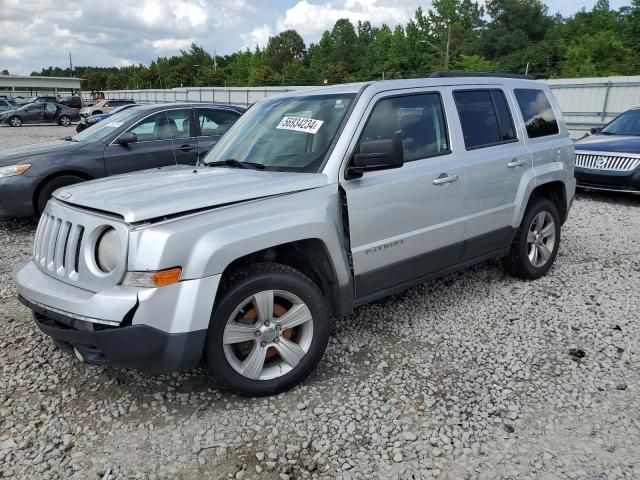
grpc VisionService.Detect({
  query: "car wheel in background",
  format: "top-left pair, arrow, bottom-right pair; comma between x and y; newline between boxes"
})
205,263 -> 330,396
503,197 -> 561,280
9,116 -> 22,127
92,111 -> 102,115
59,115 -> 71,126
36,175 -> 86,215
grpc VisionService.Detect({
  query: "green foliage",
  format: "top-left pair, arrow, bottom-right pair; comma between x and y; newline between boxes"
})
31,1 -> 640,89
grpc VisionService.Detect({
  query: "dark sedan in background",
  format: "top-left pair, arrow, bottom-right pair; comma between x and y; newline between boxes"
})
75,103 -> 138,132
0,102 -> 245,216
0,102 -> 81,127
575,107 -> 640,194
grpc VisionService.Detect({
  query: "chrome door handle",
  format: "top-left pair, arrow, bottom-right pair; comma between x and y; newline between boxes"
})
507,159 -> 527,168
433,173 -> 459,185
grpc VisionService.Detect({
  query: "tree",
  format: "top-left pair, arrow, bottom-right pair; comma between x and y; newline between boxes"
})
266,30 -> 306,72
0,69 -> 9,75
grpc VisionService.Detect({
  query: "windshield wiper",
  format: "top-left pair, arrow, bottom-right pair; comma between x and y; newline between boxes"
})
206,159 -> 265,170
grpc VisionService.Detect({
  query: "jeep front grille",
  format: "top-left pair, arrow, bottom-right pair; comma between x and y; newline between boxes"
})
575,152 -> 640,172
34,213 -> 84,281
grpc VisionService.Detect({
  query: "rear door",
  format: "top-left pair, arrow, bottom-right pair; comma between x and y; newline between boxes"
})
194,107 -> 242,161
342,88 -> 466,298
451,87 -> 531,260
103,108 -> 198,176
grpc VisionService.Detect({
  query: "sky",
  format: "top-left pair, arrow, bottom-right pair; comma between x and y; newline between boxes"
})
0,0 -> 633,75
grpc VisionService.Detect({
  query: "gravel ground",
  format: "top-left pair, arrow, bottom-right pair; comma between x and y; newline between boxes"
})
1,126 -> 639,480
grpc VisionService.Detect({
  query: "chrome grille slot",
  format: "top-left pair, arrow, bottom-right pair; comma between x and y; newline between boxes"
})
33,213 -> 85,279
575,152 -> 640,172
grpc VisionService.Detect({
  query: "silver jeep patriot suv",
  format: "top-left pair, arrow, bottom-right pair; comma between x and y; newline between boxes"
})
14,74 -> 575,395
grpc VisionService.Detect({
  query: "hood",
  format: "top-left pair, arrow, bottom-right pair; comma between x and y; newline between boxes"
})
54,165 -> 328,223
0,139 -> 86,166
575,134 -> 640,154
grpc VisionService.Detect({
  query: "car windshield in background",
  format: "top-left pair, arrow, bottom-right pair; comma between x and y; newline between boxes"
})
72,108 -> 141,142
203,93 -> 356,172
599,109 -> 640,136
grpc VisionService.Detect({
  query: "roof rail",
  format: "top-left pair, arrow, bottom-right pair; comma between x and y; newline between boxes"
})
429,71 -> 535,80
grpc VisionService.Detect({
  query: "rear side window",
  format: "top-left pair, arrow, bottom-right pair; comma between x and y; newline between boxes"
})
454,90 -> 517,150
196,109 -> 241,136
514,89 -> 559,138
360,93 -> 449,162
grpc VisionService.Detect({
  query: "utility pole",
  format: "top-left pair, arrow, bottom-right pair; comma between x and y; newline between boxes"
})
213,50 -> 217,71
444,22 -> 451,71
69,52 -> 73,77
525,62 -> 530,76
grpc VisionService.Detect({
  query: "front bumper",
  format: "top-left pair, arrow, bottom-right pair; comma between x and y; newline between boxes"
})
13,259 -> 221,372
0,174 -> 39,217
575,166 -> 640,193
21,296 -> 206,372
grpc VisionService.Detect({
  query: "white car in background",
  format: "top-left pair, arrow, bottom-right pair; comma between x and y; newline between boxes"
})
80,99 -> 136,117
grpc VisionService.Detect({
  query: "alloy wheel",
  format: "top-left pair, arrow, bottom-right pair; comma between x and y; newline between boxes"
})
9,117 -> 21,127
222,290 -> 314,381
527,211 -> 556,268
60,116 -> 71,126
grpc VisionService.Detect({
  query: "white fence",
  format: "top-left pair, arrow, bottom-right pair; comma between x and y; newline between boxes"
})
82,76 -> 640,139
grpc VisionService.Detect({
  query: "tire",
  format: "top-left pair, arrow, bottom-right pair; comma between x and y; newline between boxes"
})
59,115 -> 71,126
503,197 -> 561,280
205,262 -> 330,396
92,110 -> 102,115
36,175 -> 85,215
9,116 -> 22,127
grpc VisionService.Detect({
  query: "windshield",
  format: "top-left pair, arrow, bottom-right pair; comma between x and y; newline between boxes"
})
72,107 -> 142,142
599,109 -> 640,136
203,93 -> 356,172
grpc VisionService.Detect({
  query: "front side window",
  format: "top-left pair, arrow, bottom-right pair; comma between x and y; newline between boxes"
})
514,89 -> 559,138
454,90 -> 517,149
197,109 -> 240,136
360,93 -> 449,162
203,93 -> 356,172
129,109 -> 191,141
25,103 -> 44,112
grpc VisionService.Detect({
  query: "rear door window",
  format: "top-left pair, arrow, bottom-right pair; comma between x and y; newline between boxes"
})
514,89 -> 559,138
196,109 -> 241,136
129,109 -> 192,141
453,90 -> 517,150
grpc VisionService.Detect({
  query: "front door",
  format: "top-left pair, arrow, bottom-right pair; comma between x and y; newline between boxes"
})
22,103 -> 44,123
450,88 -> 532,260
103,108 -> 198,176
342,89 -> 466,299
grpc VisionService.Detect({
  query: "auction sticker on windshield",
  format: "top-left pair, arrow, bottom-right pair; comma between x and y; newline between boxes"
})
276,116 -> 324,134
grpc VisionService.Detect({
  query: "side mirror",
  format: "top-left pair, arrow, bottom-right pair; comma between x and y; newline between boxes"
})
347,138 -> 404,179
590,127 -> 601,135
117,131 -> 137,145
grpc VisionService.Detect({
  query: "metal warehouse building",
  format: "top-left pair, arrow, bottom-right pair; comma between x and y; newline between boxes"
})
0,75 -> 81,95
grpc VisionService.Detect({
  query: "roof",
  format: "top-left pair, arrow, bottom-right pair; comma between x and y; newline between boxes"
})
0,75 -> 82,90
129,102 -> 246,112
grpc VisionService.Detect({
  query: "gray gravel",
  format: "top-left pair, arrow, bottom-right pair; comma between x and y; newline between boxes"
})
1,126 -> 639,479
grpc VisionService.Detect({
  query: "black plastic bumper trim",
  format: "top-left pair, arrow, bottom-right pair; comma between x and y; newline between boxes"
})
19,295 -> 206,373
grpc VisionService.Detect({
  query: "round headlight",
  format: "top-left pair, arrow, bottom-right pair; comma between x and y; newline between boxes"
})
96,228 -> 121,273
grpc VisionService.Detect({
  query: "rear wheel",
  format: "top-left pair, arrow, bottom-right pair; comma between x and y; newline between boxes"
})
503,197 -> 561,279
205,263 -> 330,396
9,116 -> 22,127
36,175 -> 85,215
59,115 -> 71,126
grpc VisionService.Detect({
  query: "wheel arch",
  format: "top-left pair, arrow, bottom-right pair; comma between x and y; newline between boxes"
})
32,170 -> 94,213
527,180 -> 568,224
217,239 -> 346,319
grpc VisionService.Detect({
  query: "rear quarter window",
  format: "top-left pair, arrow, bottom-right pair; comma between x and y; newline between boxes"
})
514,89 -> 559,138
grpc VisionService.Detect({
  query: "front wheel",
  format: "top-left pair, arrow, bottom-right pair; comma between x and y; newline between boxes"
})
59,115 -> 71,126
205,263 -> 330,396
9,116 -> 22,127
503,197 -> 561,279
